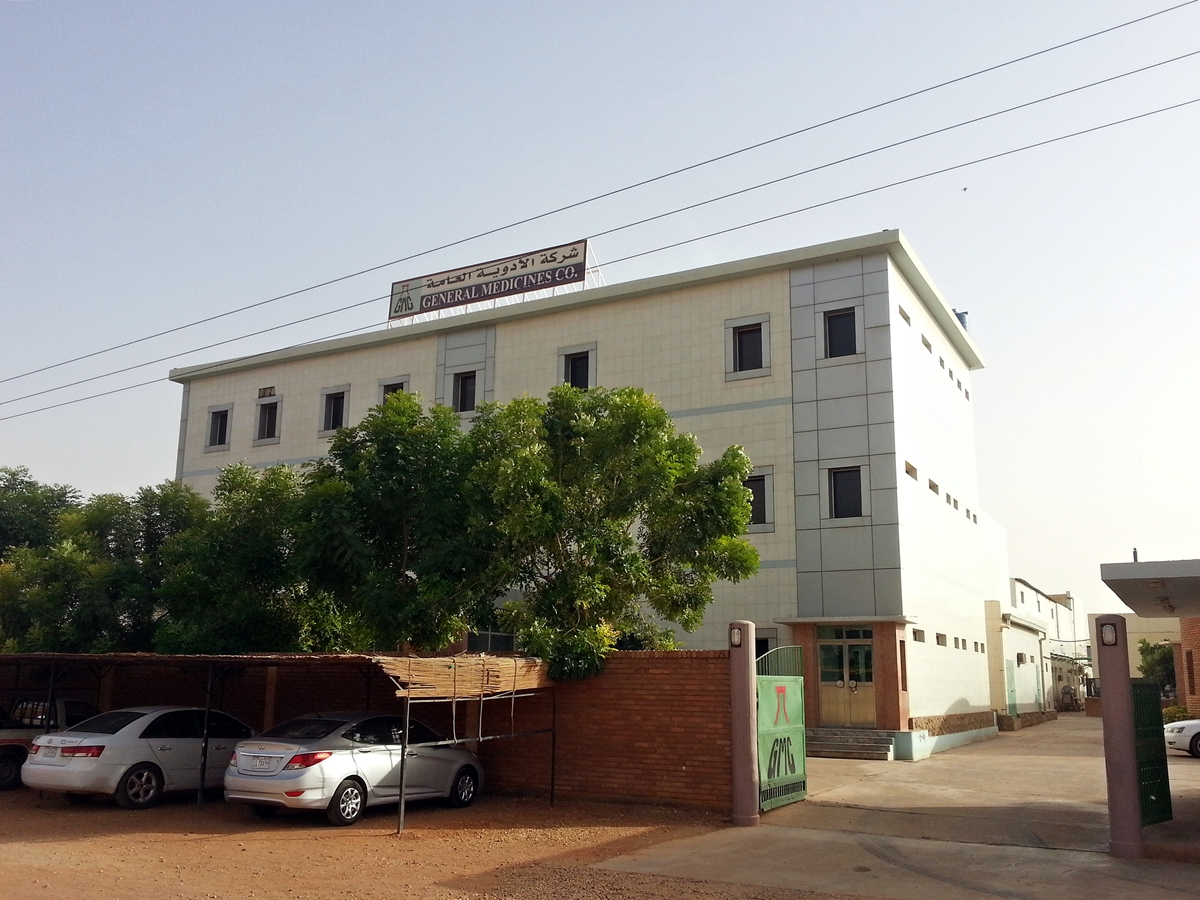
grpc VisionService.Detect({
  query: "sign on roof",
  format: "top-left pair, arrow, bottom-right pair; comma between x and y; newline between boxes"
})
389,240 -> 588,320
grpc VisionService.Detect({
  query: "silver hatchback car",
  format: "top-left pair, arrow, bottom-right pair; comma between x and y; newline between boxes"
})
224,712 -> 483,825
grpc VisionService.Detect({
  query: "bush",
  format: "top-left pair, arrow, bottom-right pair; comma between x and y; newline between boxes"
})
1162,705 -> 1192,724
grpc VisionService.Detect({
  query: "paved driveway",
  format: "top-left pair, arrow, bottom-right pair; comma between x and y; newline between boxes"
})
600,715 -> 1200,900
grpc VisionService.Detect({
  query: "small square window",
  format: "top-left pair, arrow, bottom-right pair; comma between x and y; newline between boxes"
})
825,310 -> 856,358
565,352 -> 590,389
953,498 -> 959,510
733,325 -> 763,372
898,306 -> 911,325
323,391 -> 346,432
973,514 -> 977,523
905,461 -> 918,480
830,467 -> 863,519
207,408 -> 230,448
965,390 -> 970,400
936,633 -> 947,647
453,371 -> 477,413
922,335 -> 932,352
946,493 -> 952,505
973,641 -> 979,652
382,381 -> 405,398
928,479 -> 938,494
257,402 -> 279,441
953,637 -> 960,649
912,629 -> 925,642
745,475 -> 767,525
939,357 -> 945,368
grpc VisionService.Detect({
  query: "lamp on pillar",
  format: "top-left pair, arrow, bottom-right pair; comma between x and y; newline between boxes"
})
728,620 -> 759,827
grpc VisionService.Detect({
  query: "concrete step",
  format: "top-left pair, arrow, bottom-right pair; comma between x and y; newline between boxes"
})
807,747 -> 893,761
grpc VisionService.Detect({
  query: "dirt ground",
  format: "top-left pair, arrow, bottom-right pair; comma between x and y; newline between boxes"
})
0,789 -> 849,900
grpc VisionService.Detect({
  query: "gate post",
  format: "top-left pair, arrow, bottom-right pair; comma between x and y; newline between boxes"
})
1096,614 -> 1143,858
729,620 -> 759,826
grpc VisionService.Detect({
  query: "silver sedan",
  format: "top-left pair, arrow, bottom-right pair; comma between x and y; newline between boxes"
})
22,706 -> 254,808
1165,718 -> 1200,757
224,712 -> 484,826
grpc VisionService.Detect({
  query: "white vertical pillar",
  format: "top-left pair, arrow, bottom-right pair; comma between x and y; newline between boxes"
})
729,620 -> 760,826
1097,614 -> 1143,858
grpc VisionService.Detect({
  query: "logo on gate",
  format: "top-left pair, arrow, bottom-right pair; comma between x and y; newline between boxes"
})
774,684 -> 790,724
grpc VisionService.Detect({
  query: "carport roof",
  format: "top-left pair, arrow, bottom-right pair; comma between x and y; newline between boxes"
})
1100,558 -> 1200,618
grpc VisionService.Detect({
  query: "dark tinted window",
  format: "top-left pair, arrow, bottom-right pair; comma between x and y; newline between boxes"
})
204,712 -> 253,739
257,402 -> 278,440
64,701 -> 99,727
744,475 -> 766,525
344,716 -> 405,745
208,409 -> 229,446
453,371 -> 477,412
261,717 -> 349,740
140,710 -> 201,740
565,353 -> 589,389
66,710 -> 148,735
825,310 -> 856,358
407,721 -> 441,745
323,392 -> 346,431
830,467 -> 863,518
734,325 -> 763,371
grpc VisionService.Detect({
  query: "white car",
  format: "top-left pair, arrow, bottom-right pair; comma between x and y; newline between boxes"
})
22,706 -> 254,808
1164,719 -> 1200,757
224,712 -> 484,826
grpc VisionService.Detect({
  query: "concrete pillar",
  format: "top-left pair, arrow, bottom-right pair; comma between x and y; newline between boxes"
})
1096,614 -> 1143,859
729,620 -> 759,827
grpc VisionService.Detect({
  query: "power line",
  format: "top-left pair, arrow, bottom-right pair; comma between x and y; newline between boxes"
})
4,48 -> 1196,410
4,94 -> 1196,424
2,0 -> 1194,388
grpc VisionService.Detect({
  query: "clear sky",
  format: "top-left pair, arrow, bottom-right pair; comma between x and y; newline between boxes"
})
3,1 -> 1199,623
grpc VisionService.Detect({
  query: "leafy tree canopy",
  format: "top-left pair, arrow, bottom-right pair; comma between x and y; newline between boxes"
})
1137,638 -> 1176,691
470,385 -> 759,679
300,392 -> 493,651
0,466 -> 81,557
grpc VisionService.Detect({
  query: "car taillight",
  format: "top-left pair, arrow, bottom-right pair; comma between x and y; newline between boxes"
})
60,745 -> 104,758
283,752 -> 331,770
29,745 -> 40,755
228,751 -> 238,767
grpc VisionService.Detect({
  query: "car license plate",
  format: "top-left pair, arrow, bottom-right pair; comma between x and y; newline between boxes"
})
43,747 -> 57,757
251,756 -> 272,770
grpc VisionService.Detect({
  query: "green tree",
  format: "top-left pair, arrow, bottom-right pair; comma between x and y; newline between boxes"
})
299,391 -> 490,651
156,464 -> 359,653
469,385 -> 759,679
1138,638 -> 1176,692
0,466 -> 80,557
0,482 -> 208,652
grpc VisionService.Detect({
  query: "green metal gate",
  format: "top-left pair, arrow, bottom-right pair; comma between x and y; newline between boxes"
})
1131,678 -> 1172,827
756,646 -> 805,811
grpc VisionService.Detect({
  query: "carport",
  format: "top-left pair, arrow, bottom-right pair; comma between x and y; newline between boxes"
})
0,651 -> 555,825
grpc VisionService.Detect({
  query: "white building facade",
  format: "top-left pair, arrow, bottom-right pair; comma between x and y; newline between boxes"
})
171,230 -> 1010,742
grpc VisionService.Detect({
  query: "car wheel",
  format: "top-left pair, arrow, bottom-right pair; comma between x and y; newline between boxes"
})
251,804 -> 280,819
1189,733 -> 1200,759
326,779 -> 365,826
64,793 -> 92,806
0,750 -> 23,791
114,763 -> 164,810
448,767 -> 478,808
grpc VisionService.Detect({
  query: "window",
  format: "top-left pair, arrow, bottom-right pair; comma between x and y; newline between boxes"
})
905,462 -> 918,480
922,335 -> 932,352
952,498 -> 959,510
829,467 -> 863,518
973,641 -> 980,652
900,640 -> 908,691
256,401 -> 279,443
824,309 -> 856,358
928,479 -> 939,494
734,325 -> 763,371
898,306 -> 911,325
379,377 -> 408,403
453,371 -> 477,412
744,466 -> 774,533
946,493 -> 952,505
912,629 -> 925,642
939,357 -> 945,369
322,390 -> 346,432
565,352 -> 590,389
206,405 -> 232,450
745,475 -> 767,525
1186,650 -> 1195,695
724,314 -> 771,379
953,637 -> 960,649
936,633 -> 947,647
467,630 -> 515,652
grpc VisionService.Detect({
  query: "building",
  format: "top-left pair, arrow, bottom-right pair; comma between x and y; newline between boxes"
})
170,229 -> 1011,748
984,579 -> 1088,718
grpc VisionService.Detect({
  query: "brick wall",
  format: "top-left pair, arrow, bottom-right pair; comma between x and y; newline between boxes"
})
1181,617 -> 1200,717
